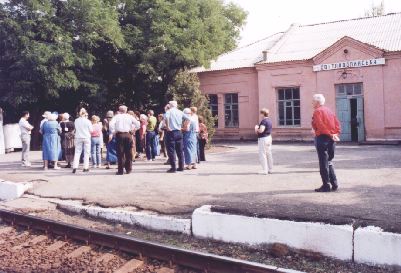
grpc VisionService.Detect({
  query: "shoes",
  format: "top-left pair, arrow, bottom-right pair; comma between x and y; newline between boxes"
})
72,169 -> 77,174
177,168 -> 184,172
166,169 -> 176,173
331,183 -> 339,191
258,170 -> 268,175
315,185 -> 331,192
83,169 -> 89,172
54,166 -> 61,170
43,167 -> 48,171
65,164 -> 71,168
116,172 -> 124,175
126,171 -> 132,174
185,166 -> 192,170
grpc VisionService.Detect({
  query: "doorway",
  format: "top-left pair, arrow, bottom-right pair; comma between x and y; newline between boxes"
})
335,83 -> 365,142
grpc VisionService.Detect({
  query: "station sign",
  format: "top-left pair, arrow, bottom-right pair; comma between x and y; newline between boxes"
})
313,58 -> 385,72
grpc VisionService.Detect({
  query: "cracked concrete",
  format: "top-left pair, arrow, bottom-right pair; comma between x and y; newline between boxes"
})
1,143 -> 401,233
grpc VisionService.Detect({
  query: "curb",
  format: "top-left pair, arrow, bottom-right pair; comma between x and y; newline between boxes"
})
0,180 -> 33,201
354,226 -> 401,266
192,205 -> 354,261
55,200 -> 191,235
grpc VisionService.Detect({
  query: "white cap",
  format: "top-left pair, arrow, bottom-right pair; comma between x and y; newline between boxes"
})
169,101 -> 178,108
42,111 -> 51,118
183,108 -> 191,114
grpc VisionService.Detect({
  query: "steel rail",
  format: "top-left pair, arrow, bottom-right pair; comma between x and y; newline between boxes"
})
0,208 -> 298,273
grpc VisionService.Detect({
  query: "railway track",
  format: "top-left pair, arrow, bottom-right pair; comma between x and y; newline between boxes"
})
0,209 -> 298,273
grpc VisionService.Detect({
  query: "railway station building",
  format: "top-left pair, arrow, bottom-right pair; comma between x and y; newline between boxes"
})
195,13 -> 401,142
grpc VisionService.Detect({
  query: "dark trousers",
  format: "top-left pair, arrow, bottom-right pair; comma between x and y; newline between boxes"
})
316,135 -> 337,186
166,130 -> 184,170
145,131 -> 158,160
199,138 -> 206,161
116,132 -> 133,174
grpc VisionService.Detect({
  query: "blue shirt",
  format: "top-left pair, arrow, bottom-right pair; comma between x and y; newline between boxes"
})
165,107 -> 187,131
258,118 -> 272,138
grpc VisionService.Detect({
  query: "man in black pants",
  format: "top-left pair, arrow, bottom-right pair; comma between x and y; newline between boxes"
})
312,94 -> 341,192
110,105 -> 140,175
164,101 -> 187,173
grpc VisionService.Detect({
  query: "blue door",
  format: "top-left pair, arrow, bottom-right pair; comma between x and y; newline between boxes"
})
336,98 -> 352,141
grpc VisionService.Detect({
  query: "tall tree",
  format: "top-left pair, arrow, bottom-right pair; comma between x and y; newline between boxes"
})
0,0 -> 124,123
0,0 -> 246,140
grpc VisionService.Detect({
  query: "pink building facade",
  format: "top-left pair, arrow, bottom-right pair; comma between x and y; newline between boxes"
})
196,14 -> 401,142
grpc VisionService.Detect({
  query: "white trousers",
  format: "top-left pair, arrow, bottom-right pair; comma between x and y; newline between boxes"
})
73,138 -> 91,169
258,135 -> 273,173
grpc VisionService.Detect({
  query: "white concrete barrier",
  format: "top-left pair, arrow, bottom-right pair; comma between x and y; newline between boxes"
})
0,180 -> 33,201
354,226 -> 401,267
0,119 -> 5,155
192,205 -> 353,261
56,201 -> 191,235
4,124 -> 22,151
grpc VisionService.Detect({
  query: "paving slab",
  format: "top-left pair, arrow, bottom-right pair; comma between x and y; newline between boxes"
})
0,143 -> 400,232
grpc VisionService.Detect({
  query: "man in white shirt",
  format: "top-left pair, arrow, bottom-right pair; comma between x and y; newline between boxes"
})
72,108 -> 93,173
18,111 -> 34,167
109,105 -> 140,175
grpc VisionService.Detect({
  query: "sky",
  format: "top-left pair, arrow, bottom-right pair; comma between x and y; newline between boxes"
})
229,0 -> 401,46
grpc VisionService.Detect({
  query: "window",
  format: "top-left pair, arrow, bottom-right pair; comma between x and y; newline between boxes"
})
208,94 -> 218,128
277,87 -> 301,126
224,93 -> 239,128
335,83 -> 363,97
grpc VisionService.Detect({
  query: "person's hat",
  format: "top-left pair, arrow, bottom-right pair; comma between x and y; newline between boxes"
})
183,108 -> 191,115
106,111 -> 114,118
42,111 -> 51,118
169,101 -> 178,108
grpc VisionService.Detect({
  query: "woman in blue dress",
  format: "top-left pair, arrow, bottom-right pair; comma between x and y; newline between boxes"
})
42,113 -> 62,170
183,108 -> 198,170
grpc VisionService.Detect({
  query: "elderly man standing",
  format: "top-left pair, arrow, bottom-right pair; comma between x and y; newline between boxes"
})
19,111 -> 34,167
165,101 -> 187,173
312,94 -> 341,192
110,105 -> 140,175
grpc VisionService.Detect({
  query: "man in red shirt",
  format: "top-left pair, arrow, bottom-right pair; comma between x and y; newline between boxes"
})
312,94 -> 341,192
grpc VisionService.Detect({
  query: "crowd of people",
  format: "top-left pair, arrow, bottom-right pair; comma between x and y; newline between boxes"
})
18,101 -> 209,174
18,94 -> 340,192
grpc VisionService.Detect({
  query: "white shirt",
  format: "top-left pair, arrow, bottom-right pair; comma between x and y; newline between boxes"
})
19,118 -> 33,135
192,114 -> 199,132
109,113 -> 140,134
39,118 -> 47,134
74,117 -> 93,139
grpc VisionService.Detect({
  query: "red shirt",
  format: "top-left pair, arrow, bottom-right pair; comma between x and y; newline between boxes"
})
312,106 -> 341,137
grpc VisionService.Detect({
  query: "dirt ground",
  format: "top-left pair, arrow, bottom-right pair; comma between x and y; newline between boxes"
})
1,143 -> 401,232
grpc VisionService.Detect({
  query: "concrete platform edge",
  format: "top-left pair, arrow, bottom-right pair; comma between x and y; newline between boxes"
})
0,180 -> 33,201
192,205 -> 353,261
55,200 -> 191,235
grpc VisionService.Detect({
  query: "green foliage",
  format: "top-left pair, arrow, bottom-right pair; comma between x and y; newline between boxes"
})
167,70 -> 215,143
0,0 -> 246,139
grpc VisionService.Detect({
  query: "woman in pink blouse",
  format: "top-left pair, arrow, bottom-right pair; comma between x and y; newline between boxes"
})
91,115 -> 103,168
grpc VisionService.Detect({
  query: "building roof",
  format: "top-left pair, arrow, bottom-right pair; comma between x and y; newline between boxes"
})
191,32 -> 283,72
196,12 -> 401,72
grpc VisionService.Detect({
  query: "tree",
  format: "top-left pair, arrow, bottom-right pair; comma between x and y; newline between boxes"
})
364,1 -> 385,17
167,70 -> 215,143
0,0 -> 246,146
105,0 -> 247,111
0,0 -> 124,123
